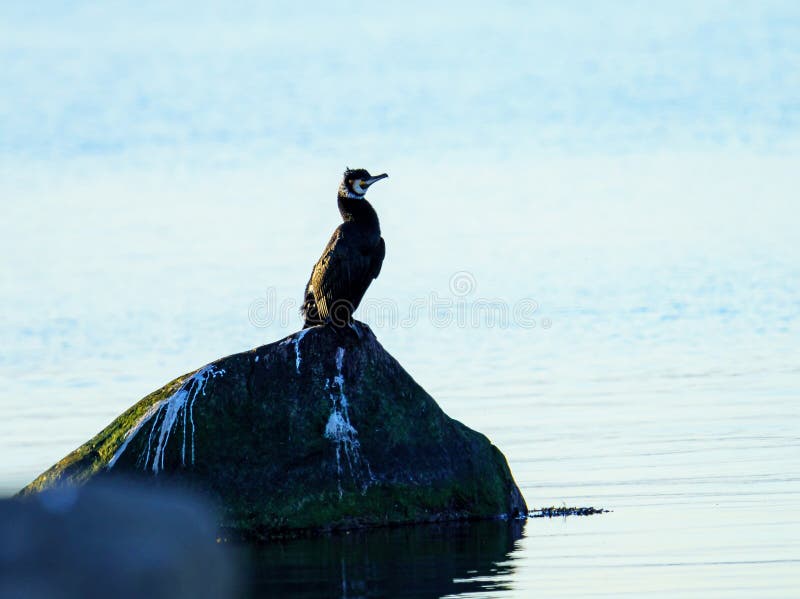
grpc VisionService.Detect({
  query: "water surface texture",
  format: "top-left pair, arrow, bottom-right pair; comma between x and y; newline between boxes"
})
1,2 -> 799,597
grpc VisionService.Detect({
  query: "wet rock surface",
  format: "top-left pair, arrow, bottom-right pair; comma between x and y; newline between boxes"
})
20,324 -> 526,538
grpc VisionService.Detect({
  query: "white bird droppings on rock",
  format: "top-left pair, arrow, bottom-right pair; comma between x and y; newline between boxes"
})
282,329 -> 311,373
108,364 -> 225,473
323,347 -> 374,498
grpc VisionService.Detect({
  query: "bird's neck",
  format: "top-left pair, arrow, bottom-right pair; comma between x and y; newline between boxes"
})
338,194 -> 380,230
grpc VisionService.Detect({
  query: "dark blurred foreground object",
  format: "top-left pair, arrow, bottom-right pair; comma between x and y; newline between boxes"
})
0,480 -> 240,599
20,324 -> 526,538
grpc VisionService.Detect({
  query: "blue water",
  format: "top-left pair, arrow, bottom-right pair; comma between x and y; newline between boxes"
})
1,2 -> 799,596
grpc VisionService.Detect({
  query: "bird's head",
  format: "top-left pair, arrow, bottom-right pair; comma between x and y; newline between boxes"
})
340,167 -> 388,199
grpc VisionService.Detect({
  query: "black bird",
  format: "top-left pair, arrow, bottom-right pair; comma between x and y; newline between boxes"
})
302,168 -> 388,329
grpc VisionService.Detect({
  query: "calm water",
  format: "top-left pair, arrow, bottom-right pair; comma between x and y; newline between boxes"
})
1,2 -> 799,596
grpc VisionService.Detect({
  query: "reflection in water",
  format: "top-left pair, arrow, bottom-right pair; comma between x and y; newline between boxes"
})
240,520 -> 523,599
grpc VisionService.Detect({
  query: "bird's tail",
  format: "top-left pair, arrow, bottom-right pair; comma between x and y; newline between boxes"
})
301,287 -> 322,329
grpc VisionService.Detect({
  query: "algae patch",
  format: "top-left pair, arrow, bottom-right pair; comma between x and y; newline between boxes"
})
529,506 -> 610,518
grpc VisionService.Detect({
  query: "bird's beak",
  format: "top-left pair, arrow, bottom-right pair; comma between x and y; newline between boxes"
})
363,173 -> 388,187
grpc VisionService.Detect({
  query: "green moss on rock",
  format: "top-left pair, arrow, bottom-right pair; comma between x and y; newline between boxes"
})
20,324 -> 527,537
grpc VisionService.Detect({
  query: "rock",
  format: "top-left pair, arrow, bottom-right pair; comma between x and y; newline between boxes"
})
0,480 -> 240,599
20,324 -> 527,538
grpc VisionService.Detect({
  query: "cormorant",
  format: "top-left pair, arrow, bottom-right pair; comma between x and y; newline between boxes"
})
302,168 -> 388,329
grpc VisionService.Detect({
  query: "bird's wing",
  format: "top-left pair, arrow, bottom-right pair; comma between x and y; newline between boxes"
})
369,237 -> 386,280
310,229 -> 373,321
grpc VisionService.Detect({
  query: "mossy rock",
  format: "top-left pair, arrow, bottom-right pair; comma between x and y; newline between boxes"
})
20,324 -> 527,538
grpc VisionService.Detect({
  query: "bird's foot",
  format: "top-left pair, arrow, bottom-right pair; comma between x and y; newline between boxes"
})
323,319 -> 361,345
352,320 -> 372,337
349,321 -> 364,340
